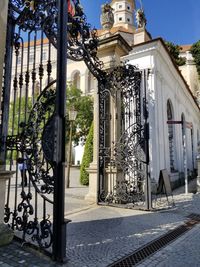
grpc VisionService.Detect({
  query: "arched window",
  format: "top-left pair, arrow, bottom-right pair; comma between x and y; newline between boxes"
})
167,100 -> 175,171
72,71 -> 80,89
87,71 -> 96,94
35,81 -> 40,95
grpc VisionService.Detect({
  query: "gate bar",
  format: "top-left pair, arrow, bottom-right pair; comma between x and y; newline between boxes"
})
143,69 -> 151,210
53,0 -> 68,262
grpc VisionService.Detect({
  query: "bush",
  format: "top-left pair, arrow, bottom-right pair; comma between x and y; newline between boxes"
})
165,41 -> 186,66
191,40 -> 200,79
80,122 -> 93,185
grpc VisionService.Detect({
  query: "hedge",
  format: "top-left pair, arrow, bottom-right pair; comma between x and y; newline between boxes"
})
80,122 -> 93,185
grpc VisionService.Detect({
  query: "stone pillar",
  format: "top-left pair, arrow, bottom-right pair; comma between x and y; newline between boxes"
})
0,0 -> 8,113
0,171 -> 14,246
85,89 -> 99,203
0,171 -> 13,223
133,29 -> 151,45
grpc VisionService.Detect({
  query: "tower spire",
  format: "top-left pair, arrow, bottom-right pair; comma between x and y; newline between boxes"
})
110,0 -> 136,29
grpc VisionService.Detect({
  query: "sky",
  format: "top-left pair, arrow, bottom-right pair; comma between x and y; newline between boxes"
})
80,0 -> 200,45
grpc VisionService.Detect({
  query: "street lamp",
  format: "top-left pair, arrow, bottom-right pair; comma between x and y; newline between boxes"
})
66,108 -> 77,188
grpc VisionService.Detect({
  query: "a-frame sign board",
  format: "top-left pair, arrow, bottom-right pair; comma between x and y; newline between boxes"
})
156,169 -> 175,206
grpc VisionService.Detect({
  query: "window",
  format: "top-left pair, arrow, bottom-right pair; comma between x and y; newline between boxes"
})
35,81 -> 40,95
119,4 -> 122,8
29,54 -> 34,63
119,17 -> 122,21
127,18 -> 130,22
87,71 -> 96,93
73,71 -> 81,89
18,57 -> 21,65
167,100 -> 175,171
42,51 -> 47,61
127,6 -> 130,10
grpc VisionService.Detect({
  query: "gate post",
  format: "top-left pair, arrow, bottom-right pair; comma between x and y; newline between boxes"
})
0,7 -> 15,166
143,69 -> 152,210
53,0 -> 68,262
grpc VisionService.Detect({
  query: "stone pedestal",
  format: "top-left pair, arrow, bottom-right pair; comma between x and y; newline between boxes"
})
85,162 -> 98,203
0,171 -> 15,246
134,28 -> 151,45
196,158 -> 200,192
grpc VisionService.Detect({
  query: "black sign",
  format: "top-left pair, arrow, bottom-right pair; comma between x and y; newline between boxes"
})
157,169 -> 172,196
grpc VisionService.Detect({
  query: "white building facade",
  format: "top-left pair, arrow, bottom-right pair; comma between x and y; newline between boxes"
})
123,39 -> 200,188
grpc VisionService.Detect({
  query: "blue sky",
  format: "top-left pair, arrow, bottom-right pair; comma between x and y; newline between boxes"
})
80,0 -> 200,45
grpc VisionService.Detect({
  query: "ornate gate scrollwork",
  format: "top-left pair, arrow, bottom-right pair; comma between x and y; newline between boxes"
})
98,65 -> 150,208
4,81 -> 56,249
1,0 -> 104,260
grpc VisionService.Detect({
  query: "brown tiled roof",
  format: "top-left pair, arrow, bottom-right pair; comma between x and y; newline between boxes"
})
24,26 -> 135,47
180,44 -> 192,52
97,26 -> 135,37
24,38 -> 49,48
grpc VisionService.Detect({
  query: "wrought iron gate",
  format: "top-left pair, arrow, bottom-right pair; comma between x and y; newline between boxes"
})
98,65 -> 150,209
0,0 -> 102,262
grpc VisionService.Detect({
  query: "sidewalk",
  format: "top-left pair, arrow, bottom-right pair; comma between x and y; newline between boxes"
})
0,177 -> 200,267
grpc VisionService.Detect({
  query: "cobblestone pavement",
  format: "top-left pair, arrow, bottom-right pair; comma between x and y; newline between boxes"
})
0,178 -> 200,267
137,224 -> 200,267
0,241 -> 57,267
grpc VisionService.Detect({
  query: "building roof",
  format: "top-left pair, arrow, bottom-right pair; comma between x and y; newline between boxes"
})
24,25 -> 137,48
97,26 -> 135,37
180,44 -> 192,52
24,38 -> 49,48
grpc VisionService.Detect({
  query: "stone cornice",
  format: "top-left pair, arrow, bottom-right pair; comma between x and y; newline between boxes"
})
98,33 -> 132,56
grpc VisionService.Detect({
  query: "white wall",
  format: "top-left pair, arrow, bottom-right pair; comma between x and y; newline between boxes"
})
123,40 -> 200,182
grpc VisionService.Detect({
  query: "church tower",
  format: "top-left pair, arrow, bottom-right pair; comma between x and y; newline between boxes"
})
110,0 -> 136,29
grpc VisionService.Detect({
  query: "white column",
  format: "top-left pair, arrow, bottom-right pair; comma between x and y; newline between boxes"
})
0,0 -> 8,113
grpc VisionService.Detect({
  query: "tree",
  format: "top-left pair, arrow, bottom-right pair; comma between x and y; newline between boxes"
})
66,84 -> 93,145
191,40 -> 200,79
8,96 -> 32,136
165,41 -> 186,66
80,122 -> 93,185
7,96 -> 33,160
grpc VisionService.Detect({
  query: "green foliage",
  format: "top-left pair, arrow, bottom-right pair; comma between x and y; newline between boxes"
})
191,40 -> 200,79
66,84 -> 93,145
165,41 -> 186,66
7,96 -> 33,161
8,96 -> 33,136
80,122 -> 93,186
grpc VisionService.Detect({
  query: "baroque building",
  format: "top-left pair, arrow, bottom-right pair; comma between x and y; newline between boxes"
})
9,0 -> 200,202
